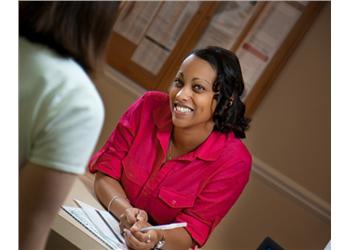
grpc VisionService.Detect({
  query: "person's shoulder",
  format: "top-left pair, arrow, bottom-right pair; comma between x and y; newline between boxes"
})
20,37 -> 91,89
221,134 -> 252,171
20,38 -> 103,123
141,91 -> 169,107
143,91 -> 168,100
20,37 -> 102,112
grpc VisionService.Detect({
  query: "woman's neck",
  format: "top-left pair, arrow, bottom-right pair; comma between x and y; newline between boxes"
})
172,123 -> 214,155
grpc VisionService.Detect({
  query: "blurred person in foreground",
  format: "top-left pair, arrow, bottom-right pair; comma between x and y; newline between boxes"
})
19,2 -> 121,249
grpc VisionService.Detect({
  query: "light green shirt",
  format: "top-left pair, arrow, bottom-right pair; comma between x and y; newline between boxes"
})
19,38 -> 104,174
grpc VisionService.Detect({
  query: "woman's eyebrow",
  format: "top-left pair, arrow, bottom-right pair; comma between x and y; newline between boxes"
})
176,72 -> 184,78
177,72 -> 211,86
192,77 -> 211,86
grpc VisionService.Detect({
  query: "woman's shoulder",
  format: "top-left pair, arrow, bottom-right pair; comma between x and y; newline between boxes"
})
20,38 -> 103,128
219,133 -> 252,171
20,37 -> 91,88
143,91 -> 168,101
140,91 -> 169,108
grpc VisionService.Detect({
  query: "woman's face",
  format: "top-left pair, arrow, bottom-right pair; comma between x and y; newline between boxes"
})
169,54 -> 217,131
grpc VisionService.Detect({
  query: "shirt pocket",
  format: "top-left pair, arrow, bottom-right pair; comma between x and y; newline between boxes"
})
159,187 -> 195,208
149,187 -> 195,224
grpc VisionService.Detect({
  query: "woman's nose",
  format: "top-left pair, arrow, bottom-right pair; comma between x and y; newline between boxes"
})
176,87 -> 191,101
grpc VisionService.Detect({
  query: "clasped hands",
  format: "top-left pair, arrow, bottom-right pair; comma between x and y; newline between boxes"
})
119,207 -> 162,250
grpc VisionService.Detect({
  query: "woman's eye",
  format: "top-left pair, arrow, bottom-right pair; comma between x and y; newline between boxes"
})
173,78 -> 183,88
193,84 -> 205,92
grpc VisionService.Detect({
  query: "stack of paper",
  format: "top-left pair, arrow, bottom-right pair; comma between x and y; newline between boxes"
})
62,200 -> 127,250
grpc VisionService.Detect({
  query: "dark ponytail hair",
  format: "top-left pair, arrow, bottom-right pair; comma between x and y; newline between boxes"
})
192,46 -> 250,138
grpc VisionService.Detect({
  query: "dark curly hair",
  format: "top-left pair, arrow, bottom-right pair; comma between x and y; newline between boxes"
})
192,46 -> 250,138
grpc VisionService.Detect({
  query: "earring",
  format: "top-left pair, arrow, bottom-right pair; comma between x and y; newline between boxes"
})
228,96 -> 234,106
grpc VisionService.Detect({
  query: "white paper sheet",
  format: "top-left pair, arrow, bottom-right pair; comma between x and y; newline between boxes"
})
195,2 -> 256,49
237,2 -> 302,97
62,200 -> 127,250
114,2 -> 162,44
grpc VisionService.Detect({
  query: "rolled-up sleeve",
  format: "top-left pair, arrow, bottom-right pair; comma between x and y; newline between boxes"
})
176,161 -> 251,247
88,95 -> 145,180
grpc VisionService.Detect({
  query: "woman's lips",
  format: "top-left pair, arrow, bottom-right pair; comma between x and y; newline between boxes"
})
173,103 -> 194,116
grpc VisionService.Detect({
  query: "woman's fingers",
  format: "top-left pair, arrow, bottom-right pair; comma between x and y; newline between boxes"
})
128,222 -> 159,249
129,220 -> 149,234
119,213 -> 132,231
125,208 -> 148,223
123,229 -> 154,250
133,229 -> 158,244
119,208 -> 149,236
119,207 -> 140,230
125,208 -> 139,224
136,209 -> 148,222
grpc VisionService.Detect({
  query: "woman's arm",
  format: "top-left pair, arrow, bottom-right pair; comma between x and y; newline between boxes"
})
94,172 -> 148,230
94,172 -> 193,249
19,162 -> 76,250
94,172 -> 132,219
161,228 -> 194,250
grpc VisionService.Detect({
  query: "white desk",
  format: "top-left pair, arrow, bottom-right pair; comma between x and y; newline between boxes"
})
51,178 -> 109,249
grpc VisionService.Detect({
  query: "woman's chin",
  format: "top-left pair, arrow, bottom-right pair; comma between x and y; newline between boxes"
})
172,117 -> 190,129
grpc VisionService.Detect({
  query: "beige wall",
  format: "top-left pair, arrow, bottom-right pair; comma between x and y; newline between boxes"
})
207,2 -> 330,249
93,71 -> 143,151
245,2 -> 331,203
91,3 -> 331,249
204,172 -> 330,250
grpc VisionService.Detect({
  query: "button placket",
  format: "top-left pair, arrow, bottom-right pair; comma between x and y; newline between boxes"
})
141,161 -> 174,210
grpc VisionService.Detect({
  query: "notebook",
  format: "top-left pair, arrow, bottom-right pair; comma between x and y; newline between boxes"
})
62,200 -> 128,250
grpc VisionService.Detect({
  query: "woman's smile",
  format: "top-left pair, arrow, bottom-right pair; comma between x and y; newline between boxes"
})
173,102 -> 194,117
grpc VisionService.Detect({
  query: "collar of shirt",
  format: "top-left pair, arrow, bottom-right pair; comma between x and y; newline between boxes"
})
152,98 -> 235,163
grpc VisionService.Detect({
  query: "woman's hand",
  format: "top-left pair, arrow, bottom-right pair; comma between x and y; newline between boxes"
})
119,207 -> 148,232
123,220 -> 162,250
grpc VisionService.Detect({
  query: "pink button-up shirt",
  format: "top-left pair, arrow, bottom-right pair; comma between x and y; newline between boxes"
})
89,91 -> 252,247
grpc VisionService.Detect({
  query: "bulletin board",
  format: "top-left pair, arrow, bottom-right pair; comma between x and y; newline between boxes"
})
106,1 -> 325,117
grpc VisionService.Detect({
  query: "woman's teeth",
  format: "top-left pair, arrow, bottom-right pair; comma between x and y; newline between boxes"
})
175,105 -> 193,113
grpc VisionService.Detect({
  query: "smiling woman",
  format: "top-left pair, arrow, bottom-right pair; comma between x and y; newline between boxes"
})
89,46 -> 252,250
